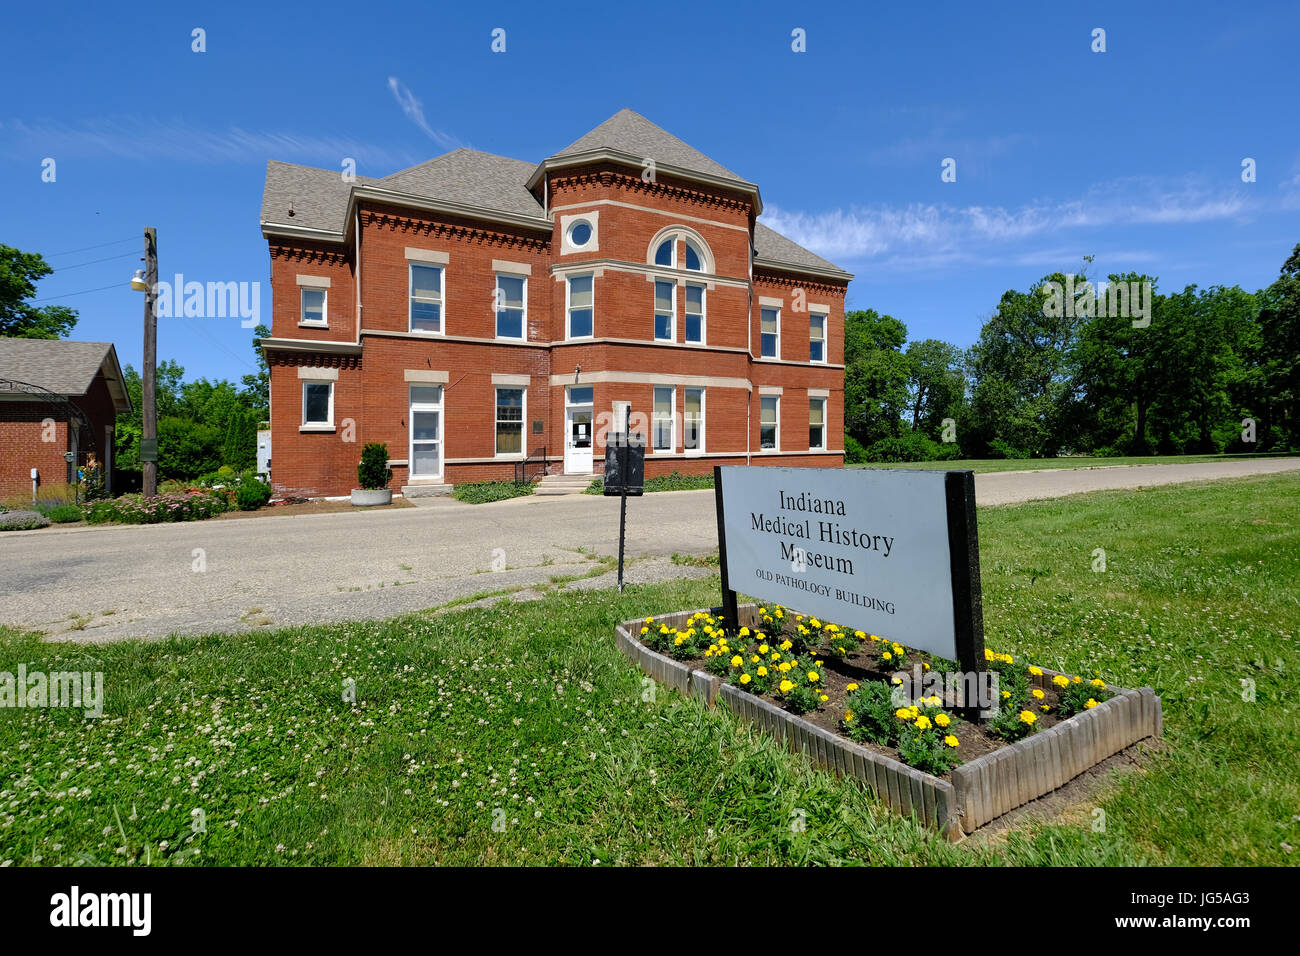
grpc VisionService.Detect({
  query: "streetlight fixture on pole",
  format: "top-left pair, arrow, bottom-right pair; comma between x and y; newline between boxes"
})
132,227 -> 158,496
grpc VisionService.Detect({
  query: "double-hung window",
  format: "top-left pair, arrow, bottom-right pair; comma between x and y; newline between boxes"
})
760,307 -> 780,358
810,312 -> 827,363
410,264 -> 443,333
652,386 -> 675,451
495,273 -> 526,340
654,280 -> 674,341
495,387 -> 524,456
809,397 -> 826,450
760,395 -> 779,450
684,388 -> 704,453
685,283 -> 704,344
567,275 -> 593,339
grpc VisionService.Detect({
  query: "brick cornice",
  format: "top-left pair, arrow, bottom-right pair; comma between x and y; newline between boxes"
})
550,167 -> 753,218
753,270 -> 848,298
269,244 -> 349,266
361,207 -> 549,254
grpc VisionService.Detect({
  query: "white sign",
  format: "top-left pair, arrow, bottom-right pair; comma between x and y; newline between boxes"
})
719,466 -> 961,661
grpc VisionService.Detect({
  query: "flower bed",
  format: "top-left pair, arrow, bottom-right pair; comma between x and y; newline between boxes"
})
83,489 -> 233,524
616,603 -> 1162,837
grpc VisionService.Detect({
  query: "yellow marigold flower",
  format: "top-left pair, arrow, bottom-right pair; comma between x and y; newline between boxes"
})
944,735 -> 959,748
739,627 -> 750,637
1031,689 -> 1045,700
640,626 -> 649,635
820,694 -> 828,702
779,640 -> 792,651
1041,705 -> 1050,712
999,653 -> 1013,664
846,683 -> 859,692
659,625 -> 669,634
779,680 -> 794,693
1072,675 -> 1083,684
934,713 -> 950,728
1090,678 -> 1106,689
1001,689 -> 1011,699
1052,675 -> 1069,688
779,662 -> 791,673
673,636 -> 684,646
882,651 -> 892,661
730,655 -> 743,667
740,673 -> 751,685
891,676 -> 903,685
915,715 -> 932,730
759,607 -> 767,614
758,644 -> 769,655
1028,666 -> 1043,677
807,671 -> 820,683
757,666 -> 768,677
891,644 -> 903,655
775,609 -> 784,618
645,617 -> 654,624
984,648 -> 994,661
770,652 -> 781,662
1018,710 -> 1038,725
922,662 -> 930,671
1084,698 -> 1099,709
854,630 -> 865,639
751,655 -> 760,664
844,710 -> 854,722
810,618 -> 821,628
908,706 -> 920,718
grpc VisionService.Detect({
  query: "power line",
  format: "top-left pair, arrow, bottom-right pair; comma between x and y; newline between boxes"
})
46,236 -> 138,258
31,282 -> 123,303
55,251 -> 140,272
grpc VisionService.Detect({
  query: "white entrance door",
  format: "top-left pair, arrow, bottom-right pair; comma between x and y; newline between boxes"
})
564,387 -> 593,474
409,386 -> 443,480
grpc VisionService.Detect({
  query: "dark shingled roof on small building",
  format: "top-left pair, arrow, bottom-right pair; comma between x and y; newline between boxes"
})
0,337 -> 132,412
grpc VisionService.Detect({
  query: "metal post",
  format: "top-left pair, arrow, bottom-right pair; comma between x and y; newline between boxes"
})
141,226 -> 158,497
617,441 -> 628,593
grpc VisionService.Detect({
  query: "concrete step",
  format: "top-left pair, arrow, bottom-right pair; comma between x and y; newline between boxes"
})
401,482 -> 452,498
534,473 -> 594,495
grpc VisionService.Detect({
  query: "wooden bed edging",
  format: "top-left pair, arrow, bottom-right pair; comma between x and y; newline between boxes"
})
615,604 -> 1162,839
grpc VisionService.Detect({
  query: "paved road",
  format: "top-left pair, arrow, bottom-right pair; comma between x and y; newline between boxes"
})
2,457 -> 1296,642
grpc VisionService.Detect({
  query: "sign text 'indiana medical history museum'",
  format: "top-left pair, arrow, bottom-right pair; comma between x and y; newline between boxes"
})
714,466 -> 986,671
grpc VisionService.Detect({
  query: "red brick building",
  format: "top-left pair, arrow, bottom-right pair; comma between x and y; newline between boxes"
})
259,109 -> 851,498
0,337 -> 131,498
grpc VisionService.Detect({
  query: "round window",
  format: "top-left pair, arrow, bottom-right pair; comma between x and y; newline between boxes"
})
568,220 -> 593,248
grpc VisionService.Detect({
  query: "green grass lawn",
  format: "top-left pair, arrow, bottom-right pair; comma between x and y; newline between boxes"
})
849,451 -> 1296,474
2,473 -> 1297,865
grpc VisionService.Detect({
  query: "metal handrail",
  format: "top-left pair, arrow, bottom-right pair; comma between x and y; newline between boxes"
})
514,445 -> 547,485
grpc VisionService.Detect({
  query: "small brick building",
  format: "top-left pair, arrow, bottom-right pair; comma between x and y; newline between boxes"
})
260,109 -> 851,498
0,337 -> 132,498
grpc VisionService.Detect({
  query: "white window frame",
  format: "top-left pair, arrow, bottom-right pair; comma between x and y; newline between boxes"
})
408,384 -> 444,479
684,387 -> 705,455
760,307 -> 781,359
654,279 -> 675,342
809,396 -> 827,450
494,386 -> 527,458
684,282 -> 705,345
809,311 -> 828,364
759,395 -> 780,452
409,262 -> 445,335
652,385 -> 675,452
566,273 -> 595,340
494,272 -> 528,341
301,380 -> 334,427
299,287 -> 328,328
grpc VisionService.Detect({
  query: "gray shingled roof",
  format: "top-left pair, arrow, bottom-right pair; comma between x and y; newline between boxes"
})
550,108 -> 749,185
375,149 -> 543,219
0,338 -> 131,411
261,160 -> 373,235
753,222 -> 848,276
260,112 -> 847,278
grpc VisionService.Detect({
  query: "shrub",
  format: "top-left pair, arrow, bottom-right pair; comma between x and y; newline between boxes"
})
38,503 -> 84,524
864,432 -> 941,463
988,438 -> 1032,460
0,510 -> 50,531
235,478 -> 273,511
843,434 -> 868,464
452,481 -> 534,504
584,470 -> 714,494
357,443 -> 392,490
1090,445 -> 1122,458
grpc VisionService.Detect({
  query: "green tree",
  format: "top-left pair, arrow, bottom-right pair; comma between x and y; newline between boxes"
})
1257,244 -> 1300,449
842,309 -> 911,446
0,244 -> 79,339
904,338 -> 966,440
241,323 -> 270,409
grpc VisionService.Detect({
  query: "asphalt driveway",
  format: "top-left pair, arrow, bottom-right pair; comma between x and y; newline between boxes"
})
2,457 -> 1296,642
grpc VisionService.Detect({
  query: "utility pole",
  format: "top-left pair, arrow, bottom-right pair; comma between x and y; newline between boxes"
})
141,227 -> 158,497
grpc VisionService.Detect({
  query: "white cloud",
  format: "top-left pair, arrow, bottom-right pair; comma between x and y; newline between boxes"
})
386,77 -> 464,150
760,176 -> 1253,272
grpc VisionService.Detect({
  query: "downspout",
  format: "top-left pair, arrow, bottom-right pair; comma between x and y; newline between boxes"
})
746,227 -> 754,465
354,204 -> 362,345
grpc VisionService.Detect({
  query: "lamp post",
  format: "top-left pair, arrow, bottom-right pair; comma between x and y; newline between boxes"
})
131,228 -> 158,496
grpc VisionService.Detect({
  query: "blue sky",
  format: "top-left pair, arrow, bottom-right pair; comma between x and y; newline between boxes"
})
3,0 -> 1297,384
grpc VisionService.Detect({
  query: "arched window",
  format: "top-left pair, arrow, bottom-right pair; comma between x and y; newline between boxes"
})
647,228 -> 712,273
